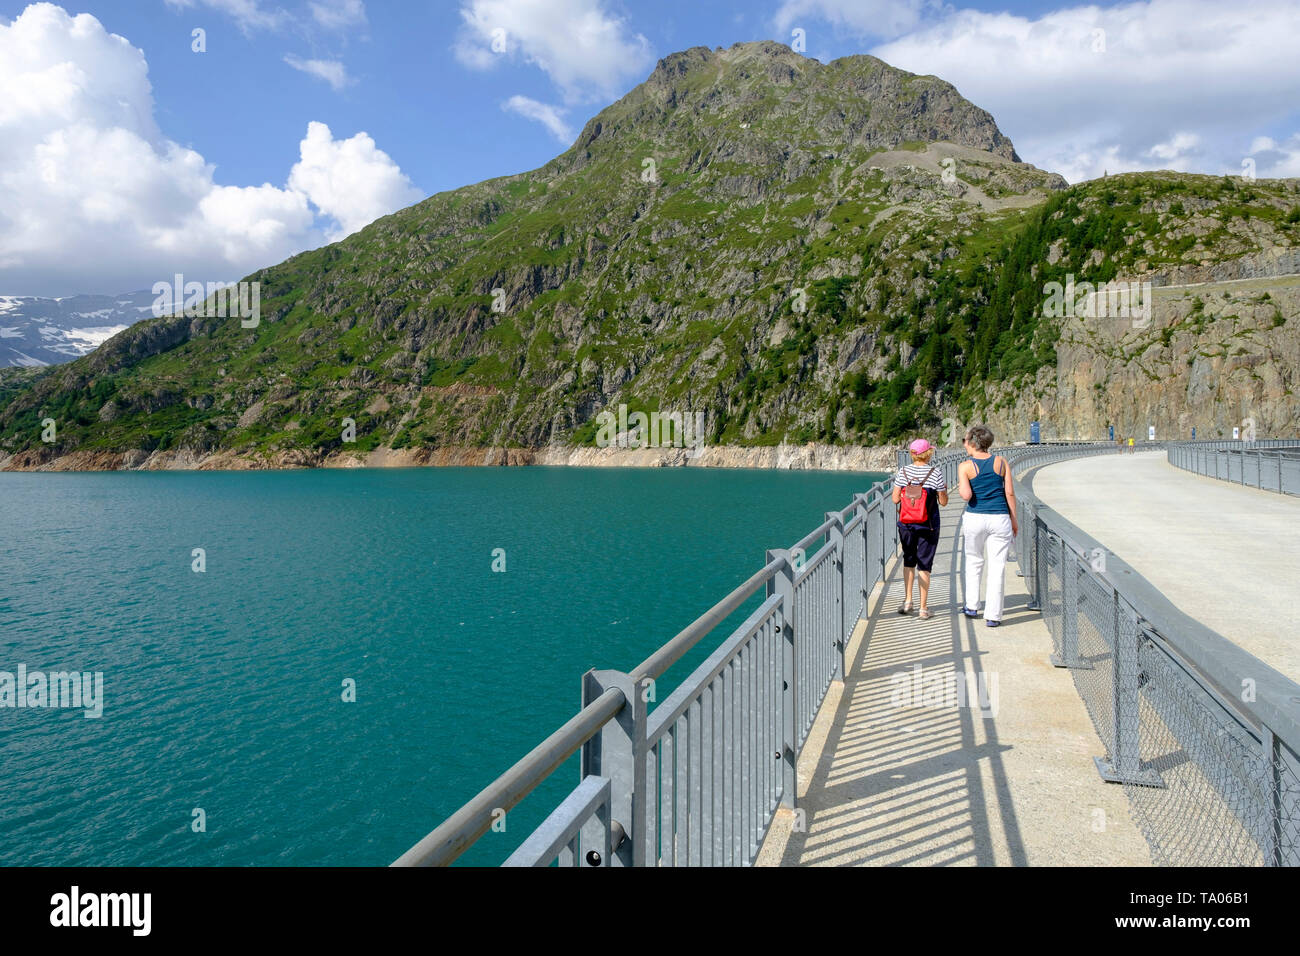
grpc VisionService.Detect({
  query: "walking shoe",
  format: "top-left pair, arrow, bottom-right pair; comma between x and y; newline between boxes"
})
962,607 -> 980,618
986,619 -> 1001,627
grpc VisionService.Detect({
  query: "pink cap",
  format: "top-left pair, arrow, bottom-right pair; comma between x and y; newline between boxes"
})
908,439 -> 932,454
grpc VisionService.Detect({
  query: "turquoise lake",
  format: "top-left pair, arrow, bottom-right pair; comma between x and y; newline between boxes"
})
0,466 -> 886,866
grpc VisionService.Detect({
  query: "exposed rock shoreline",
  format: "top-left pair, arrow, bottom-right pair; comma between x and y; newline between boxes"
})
0,441 -> 901,474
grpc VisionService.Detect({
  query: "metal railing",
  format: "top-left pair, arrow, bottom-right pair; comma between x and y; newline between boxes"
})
399,438 -> 1300,867
1167,440 -> 1300,496
1006,443 -> 1300,865
394,479 -> 901,866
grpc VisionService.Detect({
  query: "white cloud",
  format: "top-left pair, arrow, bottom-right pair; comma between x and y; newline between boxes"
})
869,0 -> 1300,183
162,0 -> 287,34
309,0 -> 366,30
284,53 -> 353,90
288,121 -> 423,240
1246,135 -> 1300,179
1049,146 -> 1142,185
0,4 -> 421,296
167,0 -> 366,36
455,0 -> 654,103
190,182 -> 315,263
502,95 -> 574,144
773,0 -> 940,41
1146,131 -> 1200,164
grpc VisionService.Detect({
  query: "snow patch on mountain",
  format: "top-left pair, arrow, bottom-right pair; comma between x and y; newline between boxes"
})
0,291 -> 154,367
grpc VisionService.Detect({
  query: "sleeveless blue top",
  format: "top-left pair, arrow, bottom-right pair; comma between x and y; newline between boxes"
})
967,455 -> 1009,514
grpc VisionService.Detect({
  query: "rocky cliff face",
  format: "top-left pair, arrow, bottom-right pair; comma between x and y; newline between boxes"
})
977,273 -> 1300,441
966,174 -> 1300,441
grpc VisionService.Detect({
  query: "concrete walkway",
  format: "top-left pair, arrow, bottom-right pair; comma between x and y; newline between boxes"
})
756,502 -> 1151,866
1033,451 -> 1300,683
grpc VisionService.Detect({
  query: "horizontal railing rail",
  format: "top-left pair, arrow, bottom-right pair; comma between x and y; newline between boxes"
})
503,775 -> 613,867
1167,439 -> 1299,451
1166,440 -> 1300,497
391,685 -> 626,867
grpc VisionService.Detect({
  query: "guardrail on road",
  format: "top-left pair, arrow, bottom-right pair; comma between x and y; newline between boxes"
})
1167,440 -> 1300,497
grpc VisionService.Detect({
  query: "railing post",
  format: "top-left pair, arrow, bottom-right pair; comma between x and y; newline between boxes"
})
1261,726 -> 1300,866
1016,495 -> 1029,575
826,512 -> 846,682
880,497 -> 891,578
1050,543 -> 1091,669
875,506 -> 883,581
1262,724 -> 1280,865
1024,508 -> 1042,610
1095,595 -> 1163,786
767,549 -> 797,810
580,669 -> 648,865
861,494 -> 876,594
859,494 -> 872,596
1057,542 -> 1079,664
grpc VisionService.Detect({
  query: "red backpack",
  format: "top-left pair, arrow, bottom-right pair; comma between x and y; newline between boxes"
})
899,466 -> 937,524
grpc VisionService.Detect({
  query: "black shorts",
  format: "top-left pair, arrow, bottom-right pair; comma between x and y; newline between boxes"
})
898,524 -> 940,572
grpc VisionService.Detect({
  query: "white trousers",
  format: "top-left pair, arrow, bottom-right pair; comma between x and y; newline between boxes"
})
962,512 -> 1014,621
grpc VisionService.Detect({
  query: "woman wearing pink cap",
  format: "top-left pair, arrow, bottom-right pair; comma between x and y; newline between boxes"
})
891,438 -> 949,618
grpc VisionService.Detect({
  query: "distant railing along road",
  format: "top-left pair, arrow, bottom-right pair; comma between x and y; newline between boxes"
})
1167,440 -> 1300,496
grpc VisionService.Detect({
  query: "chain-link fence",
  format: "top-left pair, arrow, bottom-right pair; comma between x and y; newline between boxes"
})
1018,453 -> 1300,866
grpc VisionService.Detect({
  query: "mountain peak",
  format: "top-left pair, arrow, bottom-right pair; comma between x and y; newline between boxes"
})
649,40 -> 806,78
574,42 -> 1020,163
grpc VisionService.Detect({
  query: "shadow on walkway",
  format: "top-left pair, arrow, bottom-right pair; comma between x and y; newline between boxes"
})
773,509 -> 1022,864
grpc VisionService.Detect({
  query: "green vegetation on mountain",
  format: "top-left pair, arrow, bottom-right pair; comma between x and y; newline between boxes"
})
1,41 -> 1297,465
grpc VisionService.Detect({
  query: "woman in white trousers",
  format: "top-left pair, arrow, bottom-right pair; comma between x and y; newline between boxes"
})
956,425 -> 1019,626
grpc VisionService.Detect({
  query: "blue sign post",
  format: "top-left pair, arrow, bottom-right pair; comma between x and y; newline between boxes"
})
1030,421 -> 1041,444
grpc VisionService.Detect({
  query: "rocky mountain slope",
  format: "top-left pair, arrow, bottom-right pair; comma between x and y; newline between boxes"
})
0,41 -> 1297,470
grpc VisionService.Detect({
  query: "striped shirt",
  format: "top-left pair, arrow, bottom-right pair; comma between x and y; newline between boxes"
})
894,463 -> 947,491
894,463 -> 947,531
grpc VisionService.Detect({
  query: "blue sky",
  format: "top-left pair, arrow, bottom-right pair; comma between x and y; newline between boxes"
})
3,0 -> 1066,198
2,0 -> 1298,296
